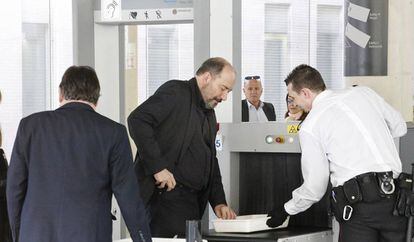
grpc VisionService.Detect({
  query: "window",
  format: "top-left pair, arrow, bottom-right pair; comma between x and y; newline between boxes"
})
264,4 -> 290,119
242,0 -> 344,120
0,0 -> 73,159
316,5 -> 344,90
125,24 -> 194,105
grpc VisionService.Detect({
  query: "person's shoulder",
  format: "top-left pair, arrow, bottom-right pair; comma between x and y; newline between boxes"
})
154,80 -> 191,98
263,101 -> 274,107
351,86 -> 378,96
20,110 -> 55,124
159,79 -> 190,90
93,112 -> 126,129
153,79 -> 192,98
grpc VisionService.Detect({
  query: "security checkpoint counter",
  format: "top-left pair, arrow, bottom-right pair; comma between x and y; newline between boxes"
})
203,227 -> 332,242
114,238 -> 207,242
113,227 -> 331,242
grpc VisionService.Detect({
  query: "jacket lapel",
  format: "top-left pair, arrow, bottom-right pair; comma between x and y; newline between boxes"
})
177,81 -> 198,163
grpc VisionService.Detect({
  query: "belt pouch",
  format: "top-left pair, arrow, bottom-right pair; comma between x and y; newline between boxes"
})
357,173 -> 381,202
331,187 -> 348,222
377,171 -> 395,197
343,178 -> 362,204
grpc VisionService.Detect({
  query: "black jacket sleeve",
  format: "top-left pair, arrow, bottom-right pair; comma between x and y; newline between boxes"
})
208,114 -> 227,209
7,119 -> 29,241
110,126 -> 152,242
208,157 -> 227,209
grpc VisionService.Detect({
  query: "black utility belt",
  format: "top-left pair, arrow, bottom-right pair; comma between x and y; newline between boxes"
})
331,171 -> 395,222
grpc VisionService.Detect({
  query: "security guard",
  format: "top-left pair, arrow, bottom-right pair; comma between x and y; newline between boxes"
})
266,64 -> 408,242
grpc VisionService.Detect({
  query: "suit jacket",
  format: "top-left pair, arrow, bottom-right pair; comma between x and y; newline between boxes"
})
127,78 -> 227,217
6,102 -> 151,242
241,99 -> 276,122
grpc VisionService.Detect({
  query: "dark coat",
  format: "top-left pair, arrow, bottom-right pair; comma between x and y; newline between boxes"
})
7,102 -> 151,242
127,78 -> 227,217
0,148 -> 12,242
241,99 -> 276,122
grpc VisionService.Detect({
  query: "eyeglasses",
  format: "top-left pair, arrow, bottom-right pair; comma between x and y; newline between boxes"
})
244,75 -> 260,80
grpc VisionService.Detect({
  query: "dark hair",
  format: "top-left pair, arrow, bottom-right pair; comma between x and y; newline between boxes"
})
196,57 -> 234,77
284,64 -> 326,93
59,66 -> 100,104
284,94 -> 308,121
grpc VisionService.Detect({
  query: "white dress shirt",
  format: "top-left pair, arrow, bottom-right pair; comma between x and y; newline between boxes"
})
285,87 -> 407,215
247,100 -> 268,122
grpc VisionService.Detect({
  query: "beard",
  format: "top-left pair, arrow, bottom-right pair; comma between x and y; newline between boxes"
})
205,98 -> 222,109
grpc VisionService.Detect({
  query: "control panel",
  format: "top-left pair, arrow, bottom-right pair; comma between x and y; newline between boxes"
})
218,122 -> 302,153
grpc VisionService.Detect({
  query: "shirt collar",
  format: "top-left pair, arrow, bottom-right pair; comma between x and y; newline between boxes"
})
312,90 -> 331,108
58,101 -> 95,111
247,100 -> 264,109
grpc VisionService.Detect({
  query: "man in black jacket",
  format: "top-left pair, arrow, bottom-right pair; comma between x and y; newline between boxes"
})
128,57 -> 237,238
0,90 -> 12,242
7,66 -> 151,242
241,76 -> 276,122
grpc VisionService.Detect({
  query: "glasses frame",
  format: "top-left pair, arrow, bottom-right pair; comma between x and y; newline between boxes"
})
244,75 -> 260,80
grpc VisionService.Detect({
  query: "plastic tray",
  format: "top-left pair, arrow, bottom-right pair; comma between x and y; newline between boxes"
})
212,214 -> 289,233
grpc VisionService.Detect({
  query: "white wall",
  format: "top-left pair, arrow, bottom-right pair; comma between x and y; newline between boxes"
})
210,0 -> 234,124
94,23 -> 121,122
346,1 -> 414,121
0,1 -> 22,159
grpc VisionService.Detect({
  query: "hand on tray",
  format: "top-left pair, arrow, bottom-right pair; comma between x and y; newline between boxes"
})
266,206 -> 288,228
214,204 -> 237,219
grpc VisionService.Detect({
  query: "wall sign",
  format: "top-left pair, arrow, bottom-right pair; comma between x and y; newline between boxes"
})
101,0 -> 122,21
344,0 -> 388,76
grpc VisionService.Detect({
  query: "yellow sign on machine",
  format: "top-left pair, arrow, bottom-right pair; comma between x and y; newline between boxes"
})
287,124 -> 299,134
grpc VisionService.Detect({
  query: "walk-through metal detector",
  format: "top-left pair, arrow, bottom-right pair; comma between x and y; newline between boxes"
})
93,0 -> 194,239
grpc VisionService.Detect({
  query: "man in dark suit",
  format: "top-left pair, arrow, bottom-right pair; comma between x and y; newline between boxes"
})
241,76 -> 276,122
128,57 -> 237,238
7,66 -> 151,242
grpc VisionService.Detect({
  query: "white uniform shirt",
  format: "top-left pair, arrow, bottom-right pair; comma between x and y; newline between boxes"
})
247,100 -> 268,122
285,87 -> 407,215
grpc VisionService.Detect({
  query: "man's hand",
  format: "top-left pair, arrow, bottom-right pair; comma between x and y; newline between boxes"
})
214,204 -> 236,219
266,206 -> 288,228
153,169 -> 176,191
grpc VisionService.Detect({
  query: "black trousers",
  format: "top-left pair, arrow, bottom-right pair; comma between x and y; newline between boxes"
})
0,198 -> 12,242
149,185 -> 201,238
339,195 -> 407,242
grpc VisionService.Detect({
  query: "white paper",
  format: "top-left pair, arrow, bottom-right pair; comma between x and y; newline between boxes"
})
348,2 -> 370,22
345,23 -> 370,48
